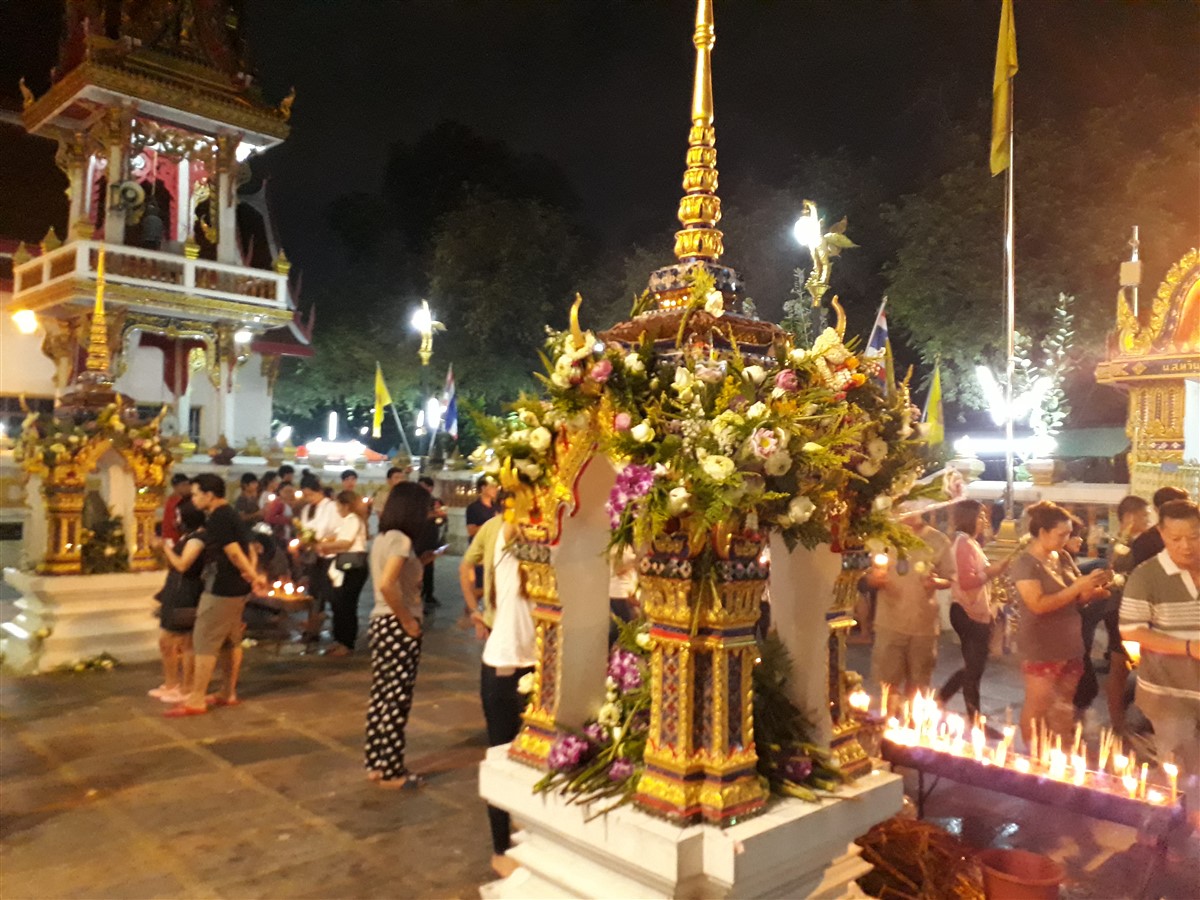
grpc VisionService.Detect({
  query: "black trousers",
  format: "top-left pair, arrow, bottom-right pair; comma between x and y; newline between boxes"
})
421,561 -> 436,607
481,662 -> 534,855
331,566 -> 369,651
939,603 -> 993,720
303,559 -> 334,642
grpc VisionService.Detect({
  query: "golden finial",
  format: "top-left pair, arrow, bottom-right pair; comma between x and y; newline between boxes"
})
279,86 -> 296,121
86,249 -> 111,374
673,0 -> 723,263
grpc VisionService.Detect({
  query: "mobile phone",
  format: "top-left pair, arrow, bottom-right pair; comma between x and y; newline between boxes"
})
435,544 -> 450,556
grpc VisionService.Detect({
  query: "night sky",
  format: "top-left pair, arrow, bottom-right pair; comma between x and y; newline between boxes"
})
2,0 -> 1197,292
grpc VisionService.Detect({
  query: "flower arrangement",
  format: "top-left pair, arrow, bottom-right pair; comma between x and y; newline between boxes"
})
14,403 -> 170,480
487,271 -> 938,562
80,509 -> 130,574
534,618 -> 651,815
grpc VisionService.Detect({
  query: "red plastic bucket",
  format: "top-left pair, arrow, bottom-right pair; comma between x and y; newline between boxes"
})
979,848 -> 1064,900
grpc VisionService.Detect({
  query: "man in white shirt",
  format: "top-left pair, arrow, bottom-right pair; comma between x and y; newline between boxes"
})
460,509 -> 535,879
297,472 -> 340,646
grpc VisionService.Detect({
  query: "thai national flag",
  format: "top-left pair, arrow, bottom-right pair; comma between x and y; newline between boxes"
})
443,364 -> 458,440
865,298 -> 888,358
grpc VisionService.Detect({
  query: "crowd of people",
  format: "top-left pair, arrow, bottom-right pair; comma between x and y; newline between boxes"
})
865,487 -> 1199,819
146,465 -> 1197,863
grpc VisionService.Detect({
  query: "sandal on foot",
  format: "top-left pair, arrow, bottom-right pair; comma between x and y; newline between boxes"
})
164,704 -> 208,718
205,695 -> 241,708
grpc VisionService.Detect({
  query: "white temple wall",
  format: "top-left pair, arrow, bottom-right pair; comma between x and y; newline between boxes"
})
113,344 -> 172,406
0,322 -> 56,399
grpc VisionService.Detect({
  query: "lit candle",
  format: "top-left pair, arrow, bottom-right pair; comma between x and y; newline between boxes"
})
1122,774 -> 1139,798
1147,788 -> 1166,805
971,727 -> 985,760
1072,722 -> 1082,757
1071,754 -> 1086,786
1163,761 -> 1179,804
994,740 -> 1009,769
1049,748 -> 1067,782
1113,754 -> 1128,777
880,684 -> 890,717
1015,757 -> 1031,774
1139,763 -> 1149,800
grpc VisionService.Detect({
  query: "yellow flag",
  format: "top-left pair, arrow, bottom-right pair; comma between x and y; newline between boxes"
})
990,0 -> 1018,176
372,363 -> 392,439
923,364 -> 944,446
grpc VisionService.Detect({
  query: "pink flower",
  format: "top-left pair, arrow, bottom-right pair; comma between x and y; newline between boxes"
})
774,369 -> 799,392
614,412 -> 632,432
750,428 -> 780,459
590,359 -> 614,383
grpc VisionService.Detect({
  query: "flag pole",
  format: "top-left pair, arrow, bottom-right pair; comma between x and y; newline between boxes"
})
1002,57 -> 1016,522
389,402 -> 414,458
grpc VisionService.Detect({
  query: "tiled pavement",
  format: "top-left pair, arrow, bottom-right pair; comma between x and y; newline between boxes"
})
2,562 -> 1198,899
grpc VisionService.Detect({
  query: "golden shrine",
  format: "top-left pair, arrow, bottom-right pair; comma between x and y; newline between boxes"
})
479,7 -> 905,892
1095,245 -> 1200,496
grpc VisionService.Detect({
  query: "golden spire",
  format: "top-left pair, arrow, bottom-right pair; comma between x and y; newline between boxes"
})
86,248 -> 111,374
673,0 -> 723,262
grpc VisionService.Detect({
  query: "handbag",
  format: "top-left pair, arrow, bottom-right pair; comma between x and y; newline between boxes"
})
334,551 -> 368,571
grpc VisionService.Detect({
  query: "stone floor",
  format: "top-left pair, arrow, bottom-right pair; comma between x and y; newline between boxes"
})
2,562 -> 1197,899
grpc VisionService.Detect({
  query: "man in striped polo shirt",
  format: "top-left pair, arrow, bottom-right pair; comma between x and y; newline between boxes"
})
1120,499 -> 1200,824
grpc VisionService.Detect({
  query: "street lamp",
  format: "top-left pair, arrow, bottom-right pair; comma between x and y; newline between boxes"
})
11,309 -> 39,335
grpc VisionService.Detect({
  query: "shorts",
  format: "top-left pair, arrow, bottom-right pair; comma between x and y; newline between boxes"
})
193,592 -> 248,655
1020,657 -> 1084,679
871,629 -> 938,689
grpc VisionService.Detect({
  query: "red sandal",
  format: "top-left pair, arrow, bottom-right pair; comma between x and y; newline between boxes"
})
164,704 -> 208,718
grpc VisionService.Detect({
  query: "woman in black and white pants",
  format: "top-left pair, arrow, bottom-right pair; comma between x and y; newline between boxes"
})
364,483 -> 431,788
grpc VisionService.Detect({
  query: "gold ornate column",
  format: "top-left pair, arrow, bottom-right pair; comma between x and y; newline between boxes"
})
634,527 -> 769,824
508,526 -> 562,767
101,105 -> 134,245
214,133 -> 240,263
56,131 -> 93,241
38,484 -> 86,575
130,485 -> 163,571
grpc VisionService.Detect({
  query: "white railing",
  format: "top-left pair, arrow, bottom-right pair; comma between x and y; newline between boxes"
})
12,240 -> 289,311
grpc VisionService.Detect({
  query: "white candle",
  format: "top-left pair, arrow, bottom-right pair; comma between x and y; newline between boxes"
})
1163,761 -> 1179,803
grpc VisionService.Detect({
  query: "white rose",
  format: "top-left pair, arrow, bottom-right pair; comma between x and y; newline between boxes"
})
764,451 -> 792,477
789,348 -> 808,364
624,354 -> 645,375
516,460 -> 543,480
527,427 -> 552,452
701,454 -> 736,482
667,486 -> 691,514
704,290 -> 725,317
747,401 -> 767,420
787,496 -> 816,525
631,421 -> 655,443
743,365 -> 766,386
867,438 -> 889,461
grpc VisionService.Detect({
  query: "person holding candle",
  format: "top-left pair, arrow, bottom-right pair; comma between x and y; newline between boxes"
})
1119,499 -> 1200,824
866,514 -> 951,717
938,500 -> 1011,723
1012,501 -> 1112,746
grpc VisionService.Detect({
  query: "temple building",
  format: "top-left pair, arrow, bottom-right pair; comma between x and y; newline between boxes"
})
0,0 -> 311,450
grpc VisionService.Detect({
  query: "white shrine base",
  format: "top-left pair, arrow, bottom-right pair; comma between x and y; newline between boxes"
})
1,568 -> 164,674
479,745 -> 903,899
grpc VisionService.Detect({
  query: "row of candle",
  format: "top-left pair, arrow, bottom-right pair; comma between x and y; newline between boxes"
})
855,688 -> 1181,806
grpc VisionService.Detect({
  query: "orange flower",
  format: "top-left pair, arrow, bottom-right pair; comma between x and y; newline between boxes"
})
845,356 -> 860,370
850,372 -> 867,387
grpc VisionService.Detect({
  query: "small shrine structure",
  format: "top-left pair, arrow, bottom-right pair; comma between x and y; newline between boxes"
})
4,250 -> 174,672
478,3 -> 908,896
1,0 -> 311,452
1095,245 -> 1200,498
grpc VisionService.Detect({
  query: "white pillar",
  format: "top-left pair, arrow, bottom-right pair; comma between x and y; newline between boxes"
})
103,109 -> 130,245
65,134 -> 90,241
84,153 -> 97,219
215,135 -> 239,264
222,361 -> 237,444
175,157 -> 191,244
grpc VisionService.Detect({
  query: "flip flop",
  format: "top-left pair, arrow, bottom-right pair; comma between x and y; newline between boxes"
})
164,704 -> 208,718
205,695 -> 242,708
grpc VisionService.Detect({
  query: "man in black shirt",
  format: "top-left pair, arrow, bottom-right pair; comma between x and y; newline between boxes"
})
167,473 -> 266,717
1129,487 -> 1190,567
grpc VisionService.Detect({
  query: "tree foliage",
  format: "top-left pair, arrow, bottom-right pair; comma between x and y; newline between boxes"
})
882,83 -> 1199,407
